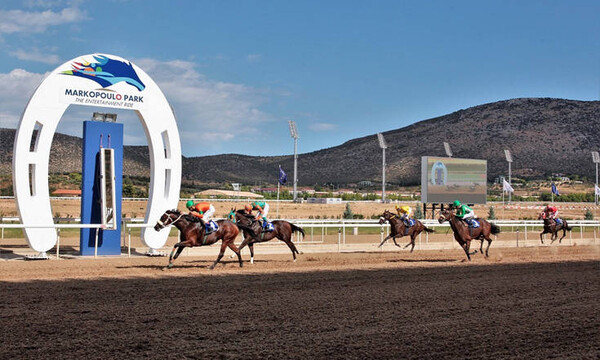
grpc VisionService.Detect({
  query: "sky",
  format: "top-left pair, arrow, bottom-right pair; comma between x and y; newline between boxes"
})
0,0 -> 599,158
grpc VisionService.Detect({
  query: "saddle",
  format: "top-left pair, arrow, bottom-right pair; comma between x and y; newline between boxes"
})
463,218 -> 480,228
261,220 -> 274,232
205,220 -> 219,234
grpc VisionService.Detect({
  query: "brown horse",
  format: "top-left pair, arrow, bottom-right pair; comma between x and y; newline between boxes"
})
538,213 -> 572,244
229,209 -> 304,263
154,209 -> 255,270
377,210 -> 435,252
438,208 -> 500,260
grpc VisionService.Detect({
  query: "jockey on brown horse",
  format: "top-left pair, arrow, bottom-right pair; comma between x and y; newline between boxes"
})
378,209 -> 435,252
538,205 -> 572,244
438,201 -> 500,260
154,209 -> 255,270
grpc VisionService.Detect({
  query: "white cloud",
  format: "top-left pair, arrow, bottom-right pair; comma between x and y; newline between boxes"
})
0,69 -> 48,127
247,54 -> 262,62
9,48 -> 61,64
134,58 -> 273,145
0,59 -> 278,156
309,122 -> 337,131
0,7 -> 87,34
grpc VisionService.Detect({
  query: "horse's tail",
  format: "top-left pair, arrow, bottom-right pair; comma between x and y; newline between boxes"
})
291,223 -> 305,237
564,222 -> 573,231
490,223 -> 501,235
236,223 -> 257,238
423,226 -> 435,233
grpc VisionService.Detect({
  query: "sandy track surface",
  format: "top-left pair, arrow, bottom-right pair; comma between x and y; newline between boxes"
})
1,246 -> 599,359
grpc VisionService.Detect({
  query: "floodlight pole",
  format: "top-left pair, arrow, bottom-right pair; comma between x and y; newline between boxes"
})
593,151 -> 599,205
504,149 -> 513,204
293,136 -> 298,201
377,133 -> 387,203
288,121 -> 299,202
508,161 -> 512,203
594,163 -> 600,205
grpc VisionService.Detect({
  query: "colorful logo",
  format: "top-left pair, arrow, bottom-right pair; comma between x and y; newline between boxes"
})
62,55 -> 145,91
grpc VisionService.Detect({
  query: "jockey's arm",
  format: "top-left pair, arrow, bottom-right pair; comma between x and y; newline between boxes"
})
189,210 -> 203,219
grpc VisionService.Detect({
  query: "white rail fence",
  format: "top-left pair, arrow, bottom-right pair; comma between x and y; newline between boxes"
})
2,217 -> 599,259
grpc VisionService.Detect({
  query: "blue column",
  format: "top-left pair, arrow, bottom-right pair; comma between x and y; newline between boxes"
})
80,121 -> 123,256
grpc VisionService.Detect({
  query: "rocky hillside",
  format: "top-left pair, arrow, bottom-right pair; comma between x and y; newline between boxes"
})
1,98 -> 599,185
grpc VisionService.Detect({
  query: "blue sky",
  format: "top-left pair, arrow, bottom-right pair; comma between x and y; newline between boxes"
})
0,0 -> 598,157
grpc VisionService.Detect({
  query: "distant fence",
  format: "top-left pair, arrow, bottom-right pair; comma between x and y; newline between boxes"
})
2,217 -> 599,259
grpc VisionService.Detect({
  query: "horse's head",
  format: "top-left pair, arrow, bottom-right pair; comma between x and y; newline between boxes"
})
234,209 -> 254,226
154,209 -> 181,231
379,210 -> 393,224
438,209 -> 453,224
538,212 -> 547,220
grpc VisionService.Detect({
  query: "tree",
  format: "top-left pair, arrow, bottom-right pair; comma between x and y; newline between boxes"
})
414,202 -> 424,219
584,209 -> 594,220
343,203 -> 354,219
488,206 -> 496,220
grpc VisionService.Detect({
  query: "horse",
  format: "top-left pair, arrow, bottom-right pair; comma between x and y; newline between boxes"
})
438,208 -> 500,261
154,209 -> 255,270
228,208 -> 304,263
377,210 -> 435,252
538,212 -> 572,244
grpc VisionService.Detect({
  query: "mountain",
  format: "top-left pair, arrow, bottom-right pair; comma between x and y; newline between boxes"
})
1,98 -> 599,185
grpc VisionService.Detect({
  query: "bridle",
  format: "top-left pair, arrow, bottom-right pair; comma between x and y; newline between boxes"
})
155,211 -> 184,230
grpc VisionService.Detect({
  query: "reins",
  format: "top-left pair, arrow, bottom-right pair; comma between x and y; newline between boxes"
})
157,212 -> 184,229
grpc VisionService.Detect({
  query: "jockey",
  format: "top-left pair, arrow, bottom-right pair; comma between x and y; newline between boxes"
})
395,205 -> 413,227
186,200 -> 218,233
453,200 -> 476,227
543,205 -> 561,226
245,200 -> 270,230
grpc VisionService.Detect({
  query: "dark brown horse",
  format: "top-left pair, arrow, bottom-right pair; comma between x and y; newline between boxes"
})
229,209 -> 304,263
377,210 -> 435,252
154,209 -> 255,270
538,212 -> 572,244
438,208 -> 500,260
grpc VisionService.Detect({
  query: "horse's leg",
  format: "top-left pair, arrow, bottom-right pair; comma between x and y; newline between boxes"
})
226,241 -> 243,268
248,243 -> 255,264
404,231 -> 416,252
540,230 -> 545,244
280,238 -> 298,262
484,235 -> 493,257
377,234 -> 393,248
164,243 -> 187,269
556,228 -> 567,244
391,236 -> 402,247
208,241 -> 228,270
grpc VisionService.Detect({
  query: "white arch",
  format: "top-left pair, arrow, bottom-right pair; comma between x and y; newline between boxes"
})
13,54 -> 181,252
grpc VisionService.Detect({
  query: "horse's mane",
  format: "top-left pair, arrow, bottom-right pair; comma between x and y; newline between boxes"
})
167,209 -> 181,215
236,209 -> 254,219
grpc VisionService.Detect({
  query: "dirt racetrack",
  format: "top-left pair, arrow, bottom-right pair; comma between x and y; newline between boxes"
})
1,246 -> 599,359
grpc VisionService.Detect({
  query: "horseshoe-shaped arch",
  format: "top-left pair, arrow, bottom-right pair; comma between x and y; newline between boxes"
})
12,54 -> 181,253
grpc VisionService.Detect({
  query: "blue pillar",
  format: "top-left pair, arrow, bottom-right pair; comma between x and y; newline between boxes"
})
80,121 -> 123,256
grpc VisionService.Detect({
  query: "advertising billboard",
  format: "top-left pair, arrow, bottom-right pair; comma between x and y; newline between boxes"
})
421,157 -> 487,204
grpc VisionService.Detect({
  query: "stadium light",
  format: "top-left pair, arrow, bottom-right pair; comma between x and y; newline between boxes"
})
288,121 -> 299,201
505,149 -> 513,203
92,112 -> 117,122
443,142 -> 453,157
377,133 -> 387,202
593,151 -> 599,205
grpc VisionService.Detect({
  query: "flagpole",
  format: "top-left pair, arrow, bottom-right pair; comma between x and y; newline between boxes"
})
277,166 -> 281,218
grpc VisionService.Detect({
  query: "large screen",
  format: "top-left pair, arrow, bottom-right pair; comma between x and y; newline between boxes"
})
421,156 -> 487,204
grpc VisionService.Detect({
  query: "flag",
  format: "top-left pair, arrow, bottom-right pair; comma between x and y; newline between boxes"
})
551,183 -> 560,196
595,184 -> 600,196
502,179 -> 514,193
278,166 -> 287,185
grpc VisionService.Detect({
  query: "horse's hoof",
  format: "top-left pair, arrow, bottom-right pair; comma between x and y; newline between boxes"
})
208,266 -> 215,270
